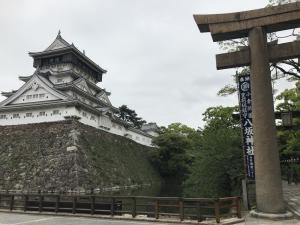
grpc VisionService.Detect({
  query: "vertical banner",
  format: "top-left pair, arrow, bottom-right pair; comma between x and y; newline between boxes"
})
238,74 -> 255,179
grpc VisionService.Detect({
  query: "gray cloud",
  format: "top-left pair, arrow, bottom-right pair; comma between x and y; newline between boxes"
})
1,0 -> 291,128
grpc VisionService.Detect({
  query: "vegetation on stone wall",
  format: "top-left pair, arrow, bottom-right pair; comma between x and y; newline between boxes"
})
80,124 -> 161,190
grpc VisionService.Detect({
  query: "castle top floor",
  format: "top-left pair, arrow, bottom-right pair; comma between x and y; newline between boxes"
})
28,31 -> 106,84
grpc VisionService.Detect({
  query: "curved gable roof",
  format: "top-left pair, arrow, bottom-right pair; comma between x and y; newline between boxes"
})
0,71 -> 70,107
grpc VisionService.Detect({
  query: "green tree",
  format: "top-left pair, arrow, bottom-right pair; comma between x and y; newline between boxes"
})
149,123 -> 200,179
274,81 -> 300,180
184,106 -> 244,198
276,81 -> 300,156
117,105 -> 146,129
217,0 -> 300,97
149,123 -> 201,196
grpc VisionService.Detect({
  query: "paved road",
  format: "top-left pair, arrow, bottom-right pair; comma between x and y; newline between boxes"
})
240,215 -> 299,225
0,213 -> 174,225
284,181 -> 300,218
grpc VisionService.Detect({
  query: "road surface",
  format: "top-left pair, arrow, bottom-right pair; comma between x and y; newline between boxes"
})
0,212 -> 175,225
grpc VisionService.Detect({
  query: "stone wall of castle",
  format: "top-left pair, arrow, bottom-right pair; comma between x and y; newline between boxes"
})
0,120 -> 160,192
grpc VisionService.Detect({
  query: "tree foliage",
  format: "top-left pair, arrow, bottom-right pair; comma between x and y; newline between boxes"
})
274,81 -> 300,181
149,123 -> 200,180
276,81 -> 300,112
276,81 -> 300,156
217,0 -> 300,97
117,105 -> 146,129
184,106 -> 244,198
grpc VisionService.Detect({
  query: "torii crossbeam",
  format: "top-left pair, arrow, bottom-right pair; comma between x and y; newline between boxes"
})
194,2 -> 300,217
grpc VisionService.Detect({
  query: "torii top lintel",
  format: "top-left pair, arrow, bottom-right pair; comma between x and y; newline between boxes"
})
193,2 -> 300,42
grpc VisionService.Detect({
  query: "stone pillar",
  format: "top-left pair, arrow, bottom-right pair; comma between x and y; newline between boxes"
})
249,27 -> 285,213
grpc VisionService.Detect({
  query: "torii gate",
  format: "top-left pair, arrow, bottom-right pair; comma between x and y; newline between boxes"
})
194,2 -> 300,216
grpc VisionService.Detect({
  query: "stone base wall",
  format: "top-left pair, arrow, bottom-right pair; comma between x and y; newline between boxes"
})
0,120 -> 160,192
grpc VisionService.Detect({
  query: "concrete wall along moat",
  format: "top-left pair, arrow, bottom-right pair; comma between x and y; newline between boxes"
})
0,120 -> 161,192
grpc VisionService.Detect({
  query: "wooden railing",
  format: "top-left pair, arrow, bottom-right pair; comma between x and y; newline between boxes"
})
0,193 -> 241,223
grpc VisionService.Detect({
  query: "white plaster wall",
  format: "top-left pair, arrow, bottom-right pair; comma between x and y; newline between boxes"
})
0,106 -> 67,126
146,131 -> 159,137
73,108 -> 99,128
110,123 -> 126,136
126,130 -> 153,146
49,74 -> 73,84
0,106 -> 154,147
11,88 -> 59,105
99,115 -> 112,130
40,63 -> 73,72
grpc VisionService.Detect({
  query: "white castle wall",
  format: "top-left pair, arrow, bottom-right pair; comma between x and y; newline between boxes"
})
0,107 -> 66,126
72,108 -> 153,146
11,88 -> 60,105
0,106 -> 153,147
49,75 -> 73,84
126,129 -> 152,146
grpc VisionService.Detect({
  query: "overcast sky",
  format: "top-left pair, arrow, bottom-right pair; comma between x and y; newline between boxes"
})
0,0 -> 296,128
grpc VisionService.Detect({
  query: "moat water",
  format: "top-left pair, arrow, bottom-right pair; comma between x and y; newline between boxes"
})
99,181 -> 183,197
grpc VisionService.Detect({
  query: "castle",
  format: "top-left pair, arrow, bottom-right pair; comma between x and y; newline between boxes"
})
0,32 -> 157,146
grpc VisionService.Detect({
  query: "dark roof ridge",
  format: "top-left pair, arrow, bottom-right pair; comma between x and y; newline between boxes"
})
44,31 -> 71,51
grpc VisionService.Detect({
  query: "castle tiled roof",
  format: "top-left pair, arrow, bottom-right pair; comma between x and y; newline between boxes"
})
29,31 -> 107,74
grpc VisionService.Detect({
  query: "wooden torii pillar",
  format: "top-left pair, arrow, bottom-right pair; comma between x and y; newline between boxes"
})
194,2 -> 300,216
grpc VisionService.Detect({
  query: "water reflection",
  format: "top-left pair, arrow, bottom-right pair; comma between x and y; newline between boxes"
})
98,181 -> 183,197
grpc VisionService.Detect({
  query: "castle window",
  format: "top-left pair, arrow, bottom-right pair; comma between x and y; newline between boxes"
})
57,78 -> 63,83
82,112 -> 87,117
32,94 -> 38,99
90,115 -> 95,120
26,113 -> 32,117
26,95 -> 32,100
13,113 -> 19,118
39,94 -> 45,98
39,112 -> 45,116
0,115 -> 6,119
53,110 -> 59,115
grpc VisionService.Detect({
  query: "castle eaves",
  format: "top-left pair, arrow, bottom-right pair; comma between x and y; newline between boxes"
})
28,32 -> 107,75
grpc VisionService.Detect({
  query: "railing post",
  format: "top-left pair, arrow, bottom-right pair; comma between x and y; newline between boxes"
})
132,197 -> 136,218
91,196 -> 95,215
214,199 -> 220,223
179,198 -> 184,221
197,201 -> 201,222
236,197 -> 242,218
9,195 -> 14,211
39,194 -> 43,212
55,195 -> 60,213
72,196 -> 76,214
111,197 -> 115,216
155,199 -> 160,219
24,195 -> 28,212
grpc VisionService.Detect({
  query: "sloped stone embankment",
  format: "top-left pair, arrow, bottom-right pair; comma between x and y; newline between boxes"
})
0,120 -> 160,192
